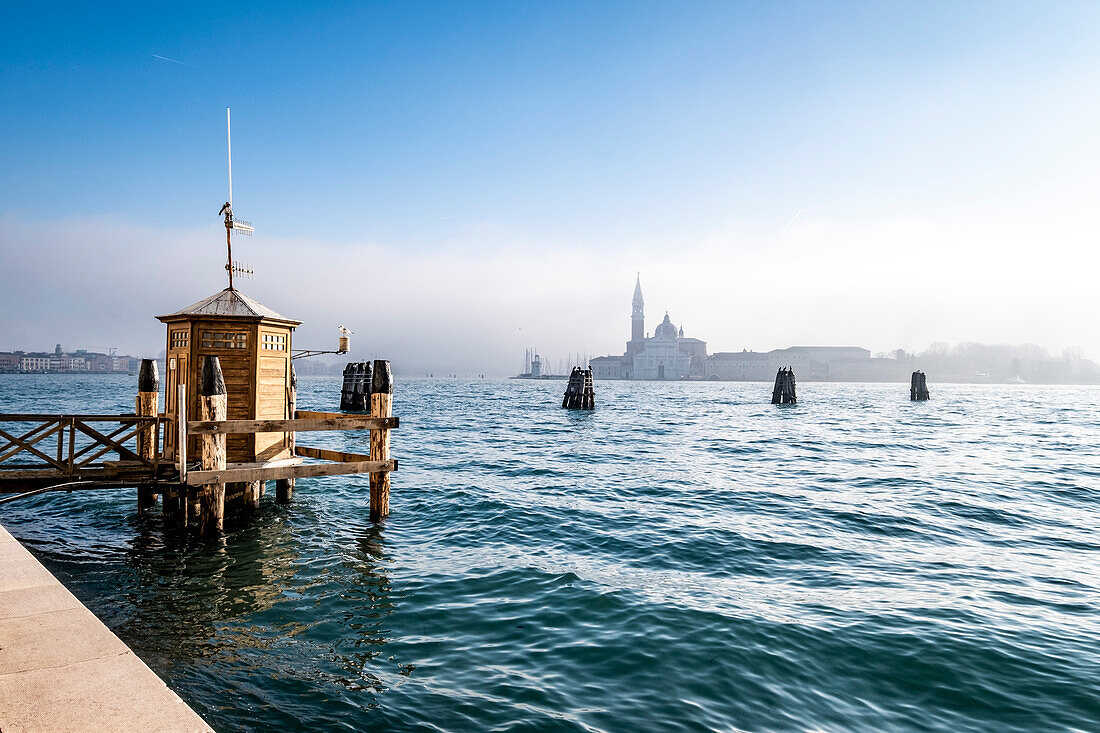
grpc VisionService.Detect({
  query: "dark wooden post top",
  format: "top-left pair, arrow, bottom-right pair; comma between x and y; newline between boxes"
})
371,360 -> 392,395
200,356 -> 226,397
138,358 -> 159,393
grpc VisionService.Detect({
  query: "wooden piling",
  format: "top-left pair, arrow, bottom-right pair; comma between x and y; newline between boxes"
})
771,367 -> 797,405
562,367 -> 595,409
911,371 -> 930,401
277,364 -> 296,504
198,356 -> 227,534
136,359 -> 159,512
369,360 -> 392,521
340,363 -> 355,411
352,362 -> 372,411
175,384 -> 189,527
244,481 -> 261,510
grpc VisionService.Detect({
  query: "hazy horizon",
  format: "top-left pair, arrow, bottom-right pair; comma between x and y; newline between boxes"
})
3,2 -> 1099,373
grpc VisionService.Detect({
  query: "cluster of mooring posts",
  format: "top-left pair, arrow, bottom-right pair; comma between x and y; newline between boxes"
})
0,287 -> 399,532
771,367 -> 797,405
910,370 -> 931,401
562,367 -> 596,410
340,361 -> 374,411
547,364 -> 930,408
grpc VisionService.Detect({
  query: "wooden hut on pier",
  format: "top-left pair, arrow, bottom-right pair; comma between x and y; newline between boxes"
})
158,287 -> 300,465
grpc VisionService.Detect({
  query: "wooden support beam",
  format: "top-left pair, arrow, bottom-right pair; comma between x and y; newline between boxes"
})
185,459 -> 396,486
187,416 -> 398,435
370,360 -> 393,521
198,356 -> 227,535
295,445 -> 372,463
294,410 -> 365,420
136,359 -> 159,513
278,366 -> 296,504
244,481 -> 261,511
0,413 -> 162,422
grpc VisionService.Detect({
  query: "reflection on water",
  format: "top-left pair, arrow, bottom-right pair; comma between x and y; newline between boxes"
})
2,374 -> 1100,731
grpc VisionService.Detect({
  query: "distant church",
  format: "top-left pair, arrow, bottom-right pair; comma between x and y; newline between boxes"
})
590,275 -> 707,380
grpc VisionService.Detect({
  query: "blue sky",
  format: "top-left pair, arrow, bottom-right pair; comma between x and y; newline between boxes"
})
3,2 -> 1100,371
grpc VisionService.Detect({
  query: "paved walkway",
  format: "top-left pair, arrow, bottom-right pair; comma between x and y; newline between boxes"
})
0,523 -> 212,732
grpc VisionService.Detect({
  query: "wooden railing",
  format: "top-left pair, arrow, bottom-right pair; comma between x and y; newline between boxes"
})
181,410 -> 397,486
0,414 -> 164,484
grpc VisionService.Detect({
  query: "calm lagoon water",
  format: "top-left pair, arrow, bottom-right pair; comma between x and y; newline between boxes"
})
2,374 -> 1099,731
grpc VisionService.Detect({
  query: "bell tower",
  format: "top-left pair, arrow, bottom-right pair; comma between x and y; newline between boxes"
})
630,273 -> 645,346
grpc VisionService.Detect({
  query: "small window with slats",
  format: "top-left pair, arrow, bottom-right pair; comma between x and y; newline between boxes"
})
170,330 -> 188,349
262,333 -> 286,351
201,331 -> 247,349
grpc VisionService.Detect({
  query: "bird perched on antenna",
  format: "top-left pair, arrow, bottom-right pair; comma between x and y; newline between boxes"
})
219,201 -> 232,216
338,325 -> 354,336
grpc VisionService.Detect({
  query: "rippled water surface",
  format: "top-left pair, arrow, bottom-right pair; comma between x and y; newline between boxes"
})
2,375 -> 1099,731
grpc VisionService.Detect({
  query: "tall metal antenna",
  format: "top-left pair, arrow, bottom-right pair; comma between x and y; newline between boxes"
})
220,107 -> 253,290
227,107 -> 233,208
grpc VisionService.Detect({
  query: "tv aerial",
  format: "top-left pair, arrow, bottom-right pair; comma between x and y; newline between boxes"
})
221,107 -> 255,290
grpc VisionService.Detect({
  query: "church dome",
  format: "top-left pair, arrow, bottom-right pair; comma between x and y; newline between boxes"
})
654,313 -> 678,340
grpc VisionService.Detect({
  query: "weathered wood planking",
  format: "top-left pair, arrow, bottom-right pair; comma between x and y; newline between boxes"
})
136,359 -> 159,512
185,459 -> 397,485
198,356 -> 228,534
188,416 -> 398,435
369,360 -> 393,520
295,445 -> 373,463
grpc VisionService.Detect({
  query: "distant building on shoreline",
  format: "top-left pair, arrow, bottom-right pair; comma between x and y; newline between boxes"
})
589,276 -> 897,381
0,344 -> 137,374
590,275 -> 708,380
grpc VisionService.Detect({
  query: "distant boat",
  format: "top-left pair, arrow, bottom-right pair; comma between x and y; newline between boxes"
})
1008,374 -> 1026,384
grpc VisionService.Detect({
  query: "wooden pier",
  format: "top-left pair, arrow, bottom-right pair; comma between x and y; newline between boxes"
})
0,288 -> 399,534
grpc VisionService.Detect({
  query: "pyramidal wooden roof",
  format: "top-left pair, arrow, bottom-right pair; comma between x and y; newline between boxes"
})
158,288 -> 300,325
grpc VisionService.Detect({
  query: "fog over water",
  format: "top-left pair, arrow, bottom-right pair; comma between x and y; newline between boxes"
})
1,212 -> 1096,376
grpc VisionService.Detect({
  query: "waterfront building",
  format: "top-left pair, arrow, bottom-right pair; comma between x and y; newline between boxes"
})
19,355 -> 51,372
2,347 -> 138,373
590,275 -> 706,380
589,276 -> 888,381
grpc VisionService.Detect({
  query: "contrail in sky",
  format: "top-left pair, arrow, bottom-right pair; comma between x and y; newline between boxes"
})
152,54 -> 195,67
781,209 -> 803,233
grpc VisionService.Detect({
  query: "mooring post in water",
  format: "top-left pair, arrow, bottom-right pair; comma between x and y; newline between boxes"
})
562,367 -> 596,409
198,356 -> 227,534
174,383 -> 190,526
340,362 -> 355,411
911,371 -> 930,401
771,367 -> 797,405
136,358 -> 159,512
369,359 -> 393,521
276,364 -> 296,504
354,361 -> 373,411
